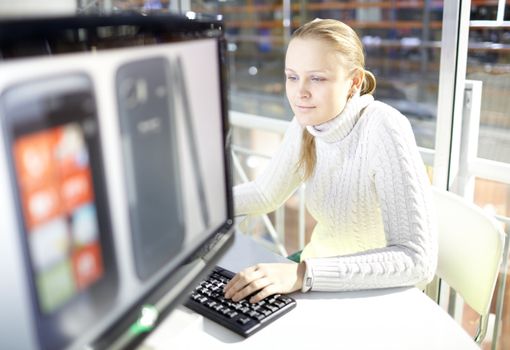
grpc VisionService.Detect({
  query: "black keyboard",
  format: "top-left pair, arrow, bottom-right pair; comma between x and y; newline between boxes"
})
185,266 -> 296,337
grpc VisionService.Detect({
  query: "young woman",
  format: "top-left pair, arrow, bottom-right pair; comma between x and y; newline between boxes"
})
224,19 -> 437,303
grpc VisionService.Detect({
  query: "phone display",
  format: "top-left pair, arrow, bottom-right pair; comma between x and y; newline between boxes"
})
1,73 -> 118,349
14,123 -> 105,313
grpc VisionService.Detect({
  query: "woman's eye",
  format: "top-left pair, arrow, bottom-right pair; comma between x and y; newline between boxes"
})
286,75 -> 298,81
311,76 -> 325,82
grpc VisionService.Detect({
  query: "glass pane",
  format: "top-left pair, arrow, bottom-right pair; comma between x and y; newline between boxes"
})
191,0 -> 291,120
474,178 -> 510,217
192,0 -> 447,152
471,1 -> 499,21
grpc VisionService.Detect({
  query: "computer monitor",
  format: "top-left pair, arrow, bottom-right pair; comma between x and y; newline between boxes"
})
0,14 -> 234,350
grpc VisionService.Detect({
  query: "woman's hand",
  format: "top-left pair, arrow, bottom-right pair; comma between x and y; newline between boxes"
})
224,262 -> 306,303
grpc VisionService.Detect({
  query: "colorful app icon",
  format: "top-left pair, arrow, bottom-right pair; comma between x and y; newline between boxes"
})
71,204 -> 99,247
60,170 -> 93,213
23,185 -> 63,230
36,259 -> 76,313
72,243 -> 103,291
29,218 -> 70,272
13,129 -> 56,190
54,124 -> 89,177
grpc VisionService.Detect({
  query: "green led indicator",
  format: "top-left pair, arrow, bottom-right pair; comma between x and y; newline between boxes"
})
129,304 -> 159,335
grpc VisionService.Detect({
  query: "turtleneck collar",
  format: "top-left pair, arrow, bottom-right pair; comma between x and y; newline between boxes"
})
305,93 -> 374,143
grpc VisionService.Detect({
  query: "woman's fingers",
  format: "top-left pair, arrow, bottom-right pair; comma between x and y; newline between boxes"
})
224,265 -> 262,299
249,284 -> 278,303
230,277 -> 272,302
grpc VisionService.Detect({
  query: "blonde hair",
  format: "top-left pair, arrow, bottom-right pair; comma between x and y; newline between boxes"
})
292,19 -> 377,180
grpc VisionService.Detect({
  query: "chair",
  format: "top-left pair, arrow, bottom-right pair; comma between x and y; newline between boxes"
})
431,187 -> 505,344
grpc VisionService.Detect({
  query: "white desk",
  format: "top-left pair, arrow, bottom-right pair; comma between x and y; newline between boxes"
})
142,232 -> 479,350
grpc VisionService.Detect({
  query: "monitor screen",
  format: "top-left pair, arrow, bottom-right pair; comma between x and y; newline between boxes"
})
0,14 -> 234,350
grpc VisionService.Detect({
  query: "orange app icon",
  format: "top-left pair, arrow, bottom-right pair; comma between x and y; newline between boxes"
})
14,130 -> 56,190
60,170 -> 94,213
23,185 -> 63,230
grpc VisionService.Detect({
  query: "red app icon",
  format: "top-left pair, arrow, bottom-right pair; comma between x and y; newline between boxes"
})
72,242 -> 103,291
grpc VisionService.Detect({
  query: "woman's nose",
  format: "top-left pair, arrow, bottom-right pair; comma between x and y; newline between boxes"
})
298,83 -> 310,98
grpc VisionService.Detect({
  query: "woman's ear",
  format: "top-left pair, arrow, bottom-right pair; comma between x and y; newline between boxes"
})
348,69 -> 364,99
351,68 -> 364,91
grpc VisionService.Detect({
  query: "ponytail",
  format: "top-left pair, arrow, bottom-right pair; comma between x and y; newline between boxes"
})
361,69 -> 376,95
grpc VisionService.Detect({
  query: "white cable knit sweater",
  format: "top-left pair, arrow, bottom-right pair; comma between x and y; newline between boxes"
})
234,94 -> 438,291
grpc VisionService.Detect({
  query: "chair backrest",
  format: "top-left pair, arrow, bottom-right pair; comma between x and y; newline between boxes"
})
432,187 -> 504,317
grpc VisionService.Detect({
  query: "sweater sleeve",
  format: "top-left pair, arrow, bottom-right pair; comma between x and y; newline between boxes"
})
233,118 -> 304,216
304,108 -> 437,291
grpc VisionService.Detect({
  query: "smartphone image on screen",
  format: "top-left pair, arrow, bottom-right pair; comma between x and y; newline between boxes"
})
0,73 -> 118,350
116,56 -> 185,281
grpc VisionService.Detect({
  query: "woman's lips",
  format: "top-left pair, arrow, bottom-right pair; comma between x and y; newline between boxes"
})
296,105 -> 316,111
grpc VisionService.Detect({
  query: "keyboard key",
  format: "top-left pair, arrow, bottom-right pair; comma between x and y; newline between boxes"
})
266,305 -> 278,313
260,308 -> 272,316
237,316 -> 251,325
280,296 -> 294,304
